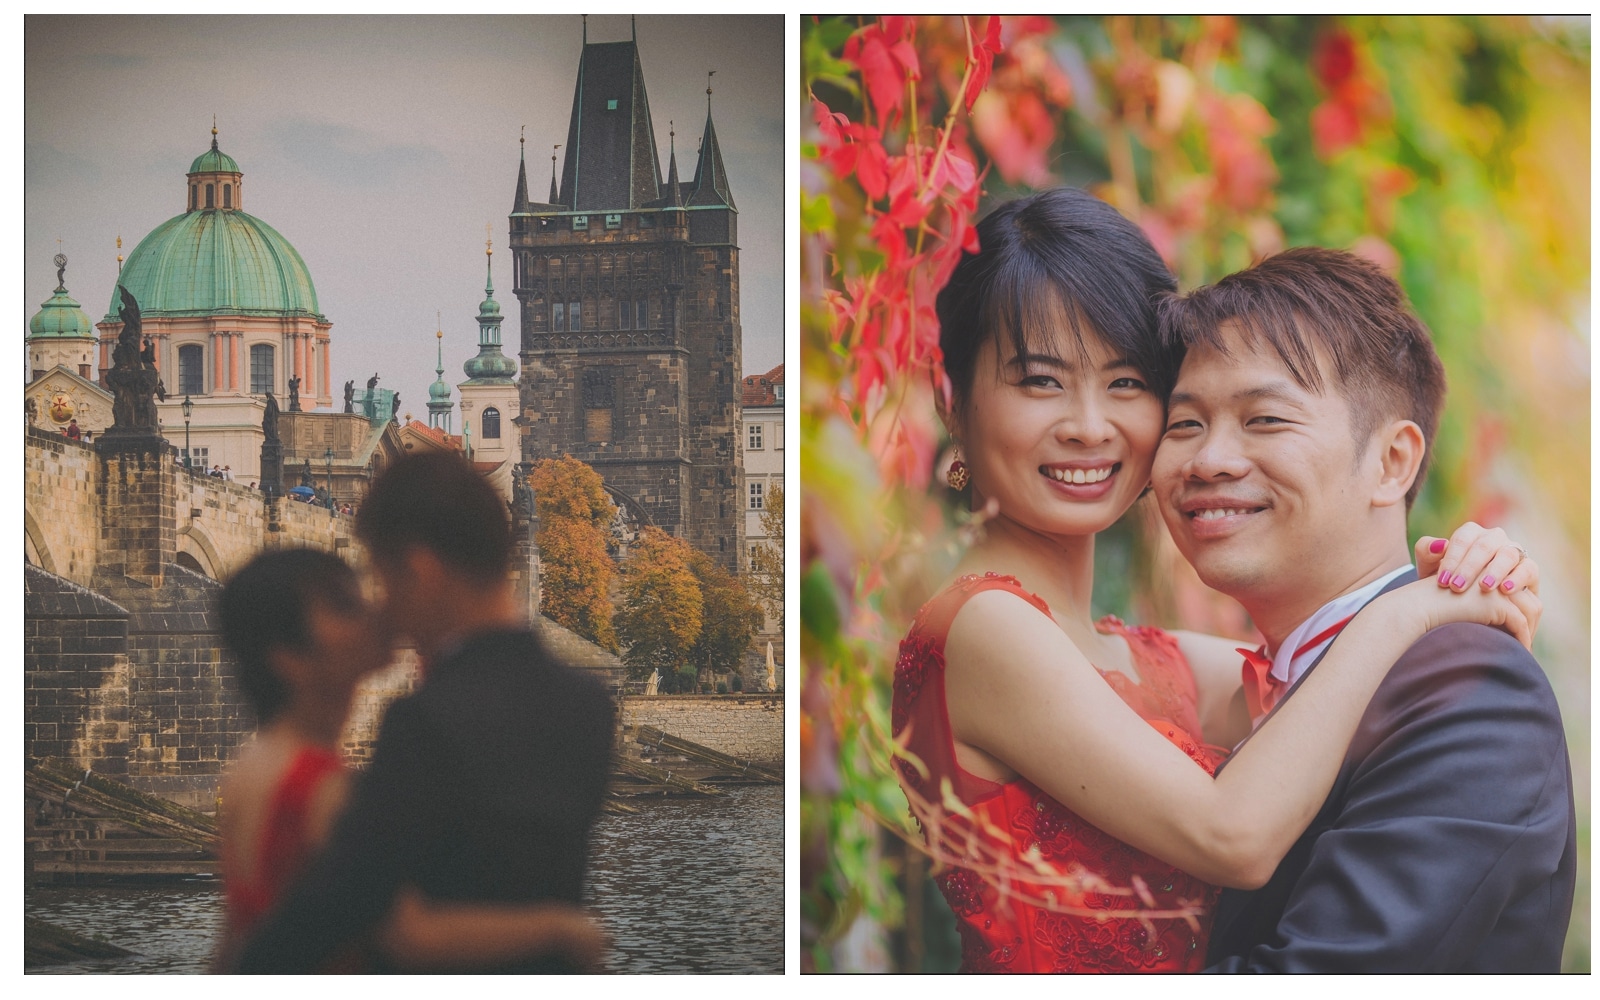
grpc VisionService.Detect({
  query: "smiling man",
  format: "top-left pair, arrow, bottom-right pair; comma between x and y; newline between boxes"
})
1154,247 -> 1575,972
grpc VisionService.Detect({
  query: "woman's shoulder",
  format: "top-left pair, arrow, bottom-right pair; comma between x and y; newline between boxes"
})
913,572 -> 1052,636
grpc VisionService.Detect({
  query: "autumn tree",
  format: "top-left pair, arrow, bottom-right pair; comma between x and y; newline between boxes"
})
749,483 -> 784,632
530,456 -> 618,651
615,526 -> 702,689
687,547 -> 763,682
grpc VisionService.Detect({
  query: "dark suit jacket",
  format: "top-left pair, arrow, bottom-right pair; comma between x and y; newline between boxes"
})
1207,570 -> 1576,973
237,628 -> 616,973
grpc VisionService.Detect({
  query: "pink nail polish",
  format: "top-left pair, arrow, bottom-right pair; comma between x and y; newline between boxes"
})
1502,579 -> 1517,592
1429,538 -> 1447,554
1452,574 -> 1467,588
1438,570 -> 1450,586
1482,575 -> 1496,589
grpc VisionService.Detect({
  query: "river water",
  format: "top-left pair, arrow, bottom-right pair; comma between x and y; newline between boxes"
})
26,784 -> 783,975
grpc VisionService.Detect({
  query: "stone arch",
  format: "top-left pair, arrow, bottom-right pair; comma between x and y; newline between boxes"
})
23,508 -> 56,575
176,525 -> 222,579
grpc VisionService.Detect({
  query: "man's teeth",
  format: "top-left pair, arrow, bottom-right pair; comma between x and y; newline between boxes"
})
1194,507 -> 1252,520
1045,466 -> 1113,485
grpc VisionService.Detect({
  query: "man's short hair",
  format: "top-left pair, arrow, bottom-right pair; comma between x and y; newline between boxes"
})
355,451 -> 511,583
1160,246 -> 1446,507
218,548 -> 361,724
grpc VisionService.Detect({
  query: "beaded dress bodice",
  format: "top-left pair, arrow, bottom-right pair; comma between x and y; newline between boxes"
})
891,573 -> 1222,973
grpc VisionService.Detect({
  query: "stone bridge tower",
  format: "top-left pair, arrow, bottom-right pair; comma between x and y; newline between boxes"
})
510,23 -> 744,573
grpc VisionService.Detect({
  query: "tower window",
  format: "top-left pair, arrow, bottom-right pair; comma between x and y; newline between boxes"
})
205,183 -> 214,208
481,407 -> 501,439
223,184 -> 232,208
190,186 -> 198,211
635,297 -> 648,329
605,213 -> 622,229
573,215 -> 588,230
583,367 -> 615,443
569,301 -> 582,332
606,99 -> 619,111
552,302 -> 565,332
178,344 -> 205,395
249,344 -> 274,395
619,299 -> 631,330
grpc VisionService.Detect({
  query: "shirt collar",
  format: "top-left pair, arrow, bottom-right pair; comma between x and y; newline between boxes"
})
1270,563 -> 1414,690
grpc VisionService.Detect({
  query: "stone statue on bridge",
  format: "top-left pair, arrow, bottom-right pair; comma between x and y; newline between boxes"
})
343,379 -> 355,413
103,286 -> 163,438
287,376 -> 301,412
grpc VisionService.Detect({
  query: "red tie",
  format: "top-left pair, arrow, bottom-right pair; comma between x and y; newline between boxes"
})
1238,645 -> 1282,718
1239,614 -> 1358,720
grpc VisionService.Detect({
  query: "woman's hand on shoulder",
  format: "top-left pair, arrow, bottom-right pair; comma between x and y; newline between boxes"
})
1374,574 -> 1535,650
1414,522 -> 1541,643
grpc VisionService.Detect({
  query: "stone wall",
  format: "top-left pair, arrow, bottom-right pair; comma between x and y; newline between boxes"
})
621,694 -> 783,765
24,566 -> 131,773
339,651 -> 421,769
24,428 -> 100,585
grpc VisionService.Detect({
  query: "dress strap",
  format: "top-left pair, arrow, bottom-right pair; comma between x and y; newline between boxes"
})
916,572 -> 1053,644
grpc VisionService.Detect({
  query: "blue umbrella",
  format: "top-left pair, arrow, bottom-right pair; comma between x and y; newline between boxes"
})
287,486 -> 316,498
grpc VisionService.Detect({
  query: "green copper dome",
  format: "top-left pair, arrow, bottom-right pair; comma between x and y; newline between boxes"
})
31,270 -> 95,340
108,210 -> 325,320
190,136 -> 240,175
462,252 -> 516,383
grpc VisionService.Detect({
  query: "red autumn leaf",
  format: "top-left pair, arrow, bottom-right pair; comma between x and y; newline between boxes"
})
964,15 -> 1005,111
1311,99 -> 1362,159
856,137 -> 889,201
1312,30 -> 1358,90
846,25 -> 909,123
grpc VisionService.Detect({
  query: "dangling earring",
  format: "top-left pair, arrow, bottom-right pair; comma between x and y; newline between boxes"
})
947,452 -> 970,491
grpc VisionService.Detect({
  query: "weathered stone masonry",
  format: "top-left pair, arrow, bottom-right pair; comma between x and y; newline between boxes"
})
622,694 -> 782,765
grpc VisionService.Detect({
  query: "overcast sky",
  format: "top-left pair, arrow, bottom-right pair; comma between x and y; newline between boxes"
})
23,14 -> 785,422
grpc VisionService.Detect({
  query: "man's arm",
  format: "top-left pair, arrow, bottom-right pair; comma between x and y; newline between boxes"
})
1210,625 -> 1574,972
235,697 -> 447,973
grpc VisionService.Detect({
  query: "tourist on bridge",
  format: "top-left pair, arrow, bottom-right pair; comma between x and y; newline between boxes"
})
234,452 -> 616,973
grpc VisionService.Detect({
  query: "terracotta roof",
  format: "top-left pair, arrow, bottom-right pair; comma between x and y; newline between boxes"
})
740,362 -> 784,407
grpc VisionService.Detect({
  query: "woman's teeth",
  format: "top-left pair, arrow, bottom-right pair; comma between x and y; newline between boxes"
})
1044,466 -> 1113,485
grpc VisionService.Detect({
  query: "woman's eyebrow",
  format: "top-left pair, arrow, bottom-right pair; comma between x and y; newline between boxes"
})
1005,352 -> 1070,369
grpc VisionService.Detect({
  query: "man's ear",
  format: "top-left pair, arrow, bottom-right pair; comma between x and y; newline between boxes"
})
1371,419 -> 1425,509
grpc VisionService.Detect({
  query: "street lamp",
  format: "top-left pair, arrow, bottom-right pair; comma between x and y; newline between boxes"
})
325,446 -> 335,517
181,395 -> 193,470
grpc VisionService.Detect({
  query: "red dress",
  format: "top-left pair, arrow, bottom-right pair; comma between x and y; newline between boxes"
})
892,573 -> 1223,973
224,746 -> 345,936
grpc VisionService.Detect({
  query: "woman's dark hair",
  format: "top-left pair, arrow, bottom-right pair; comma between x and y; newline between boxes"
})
217,549 -> 361,724
355,451 -> 511,584
936,187 -> 1180,409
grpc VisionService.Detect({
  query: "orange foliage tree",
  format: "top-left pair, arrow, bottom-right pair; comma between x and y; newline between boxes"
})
530,456 -> 618,651
615,526 -> 703,690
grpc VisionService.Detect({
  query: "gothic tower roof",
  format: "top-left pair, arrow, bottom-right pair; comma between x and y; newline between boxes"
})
555,38 -> 664,211
688,97 -> 735,209
513,134 -> 530,213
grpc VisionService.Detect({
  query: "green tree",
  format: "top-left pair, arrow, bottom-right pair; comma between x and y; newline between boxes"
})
688,547 -> 763,681
615,526 -> 703,688
749,483 -> 785,632
530,456 -> 618,651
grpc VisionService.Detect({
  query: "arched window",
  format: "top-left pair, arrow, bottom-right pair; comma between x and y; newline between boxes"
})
481,407 -> 501,439
249,344 -> 274,395
205,183 -> 214,208
190,185 -> 198,211
178,344 -> 205,395
223,184 -> 232,208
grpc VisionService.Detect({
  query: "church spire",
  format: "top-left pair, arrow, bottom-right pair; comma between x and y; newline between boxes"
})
664,121 -> 682,207
463,232 -> 516,385
557,21 -> 665,211
550,143 -> 561,203
688,71 -> 734,209
426,313 -> 453,433
513,126 -> 530,212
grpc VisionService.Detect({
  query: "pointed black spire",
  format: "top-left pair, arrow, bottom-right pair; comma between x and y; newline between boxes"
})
664,121 -> 682,207
557,29 -> 664,211
688,73 -> 734,209
513,127 -> 530,212
550,144 -> 561,203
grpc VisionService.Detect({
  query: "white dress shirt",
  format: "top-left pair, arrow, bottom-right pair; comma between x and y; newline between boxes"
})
1271,563 -> 1415,692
